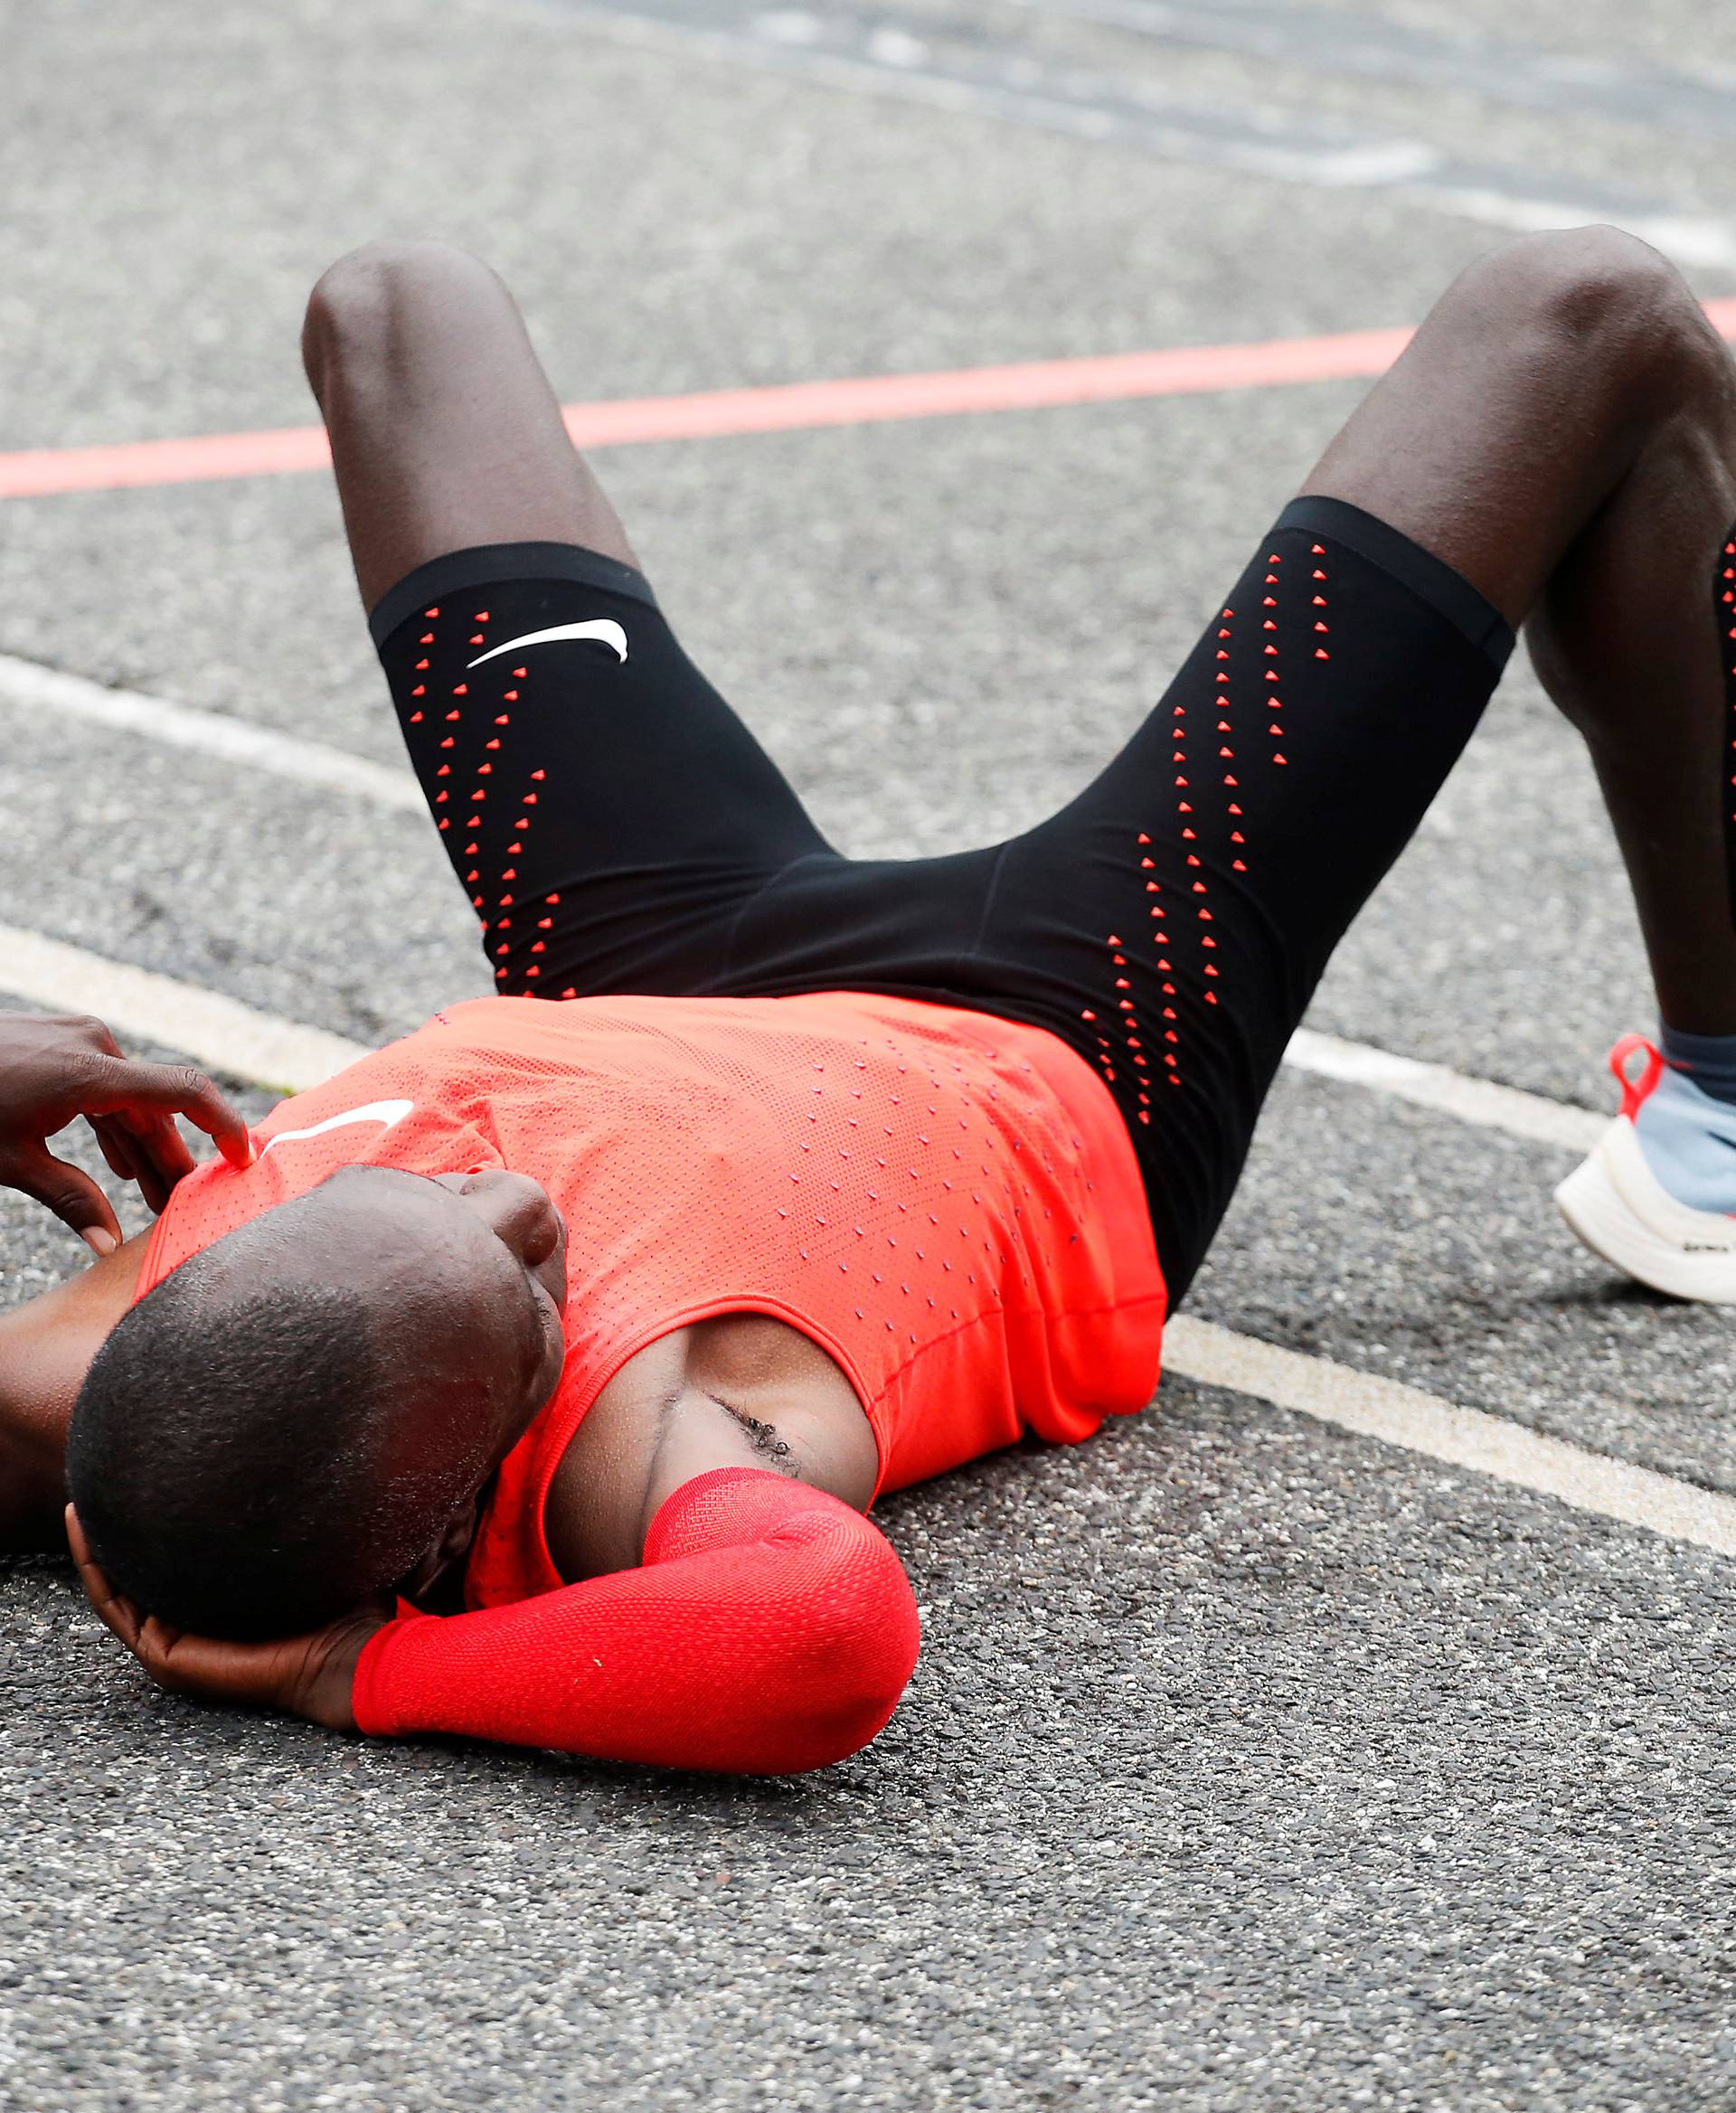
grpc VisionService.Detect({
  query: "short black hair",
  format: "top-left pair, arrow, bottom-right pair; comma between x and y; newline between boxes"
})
67,1247 -> 467,1640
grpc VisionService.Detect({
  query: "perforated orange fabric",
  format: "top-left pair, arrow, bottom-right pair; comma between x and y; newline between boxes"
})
352,1465 -> 921,1774
136,990 -> 1165,1602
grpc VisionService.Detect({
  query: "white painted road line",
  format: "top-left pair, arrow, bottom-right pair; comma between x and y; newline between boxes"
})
1163,1316 -> 1736,1558
1016,0 -> 1736,144
561,0 -> 1736,273
0,651 -> 1618,1158
0,921 -> 1717,1554
0,923 -> 367,1092
0,652 -> 425,813
0,918 -> 1605,1154
1284,1027 -> 1606,1153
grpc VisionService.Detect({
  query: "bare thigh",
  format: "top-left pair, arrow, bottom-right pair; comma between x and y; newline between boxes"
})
301,240 -> 637,613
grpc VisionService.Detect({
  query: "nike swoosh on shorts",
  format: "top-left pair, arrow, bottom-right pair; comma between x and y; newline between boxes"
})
467,620 -> 628,669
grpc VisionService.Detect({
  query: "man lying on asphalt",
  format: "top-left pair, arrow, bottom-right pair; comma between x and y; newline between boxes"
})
4,225 -> 1734,1773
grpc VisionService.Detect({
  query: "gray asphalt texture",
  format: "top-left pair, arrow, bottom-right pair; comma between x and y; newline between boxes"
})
4,0 -> 1736,2106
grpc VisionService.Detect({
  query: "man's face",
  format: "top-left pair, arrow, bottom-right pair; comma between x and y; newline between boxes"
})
231,1163 -> 569,1595
323,1159 -> 568,1423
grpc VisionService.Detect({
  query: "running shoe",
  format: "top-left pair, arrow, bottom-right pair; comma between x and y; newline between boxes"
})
1555,1033 -> 1736,1301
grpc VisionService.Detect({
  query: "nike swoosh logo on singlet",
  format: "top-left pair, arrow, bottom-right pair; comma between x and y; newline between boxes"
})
467,620 -> 628,669
259,1099 -> 416,1156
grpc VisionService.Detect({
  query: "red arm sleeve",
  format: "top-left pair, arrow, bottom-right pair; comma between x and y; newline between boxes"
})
350,1467 -> 920,1775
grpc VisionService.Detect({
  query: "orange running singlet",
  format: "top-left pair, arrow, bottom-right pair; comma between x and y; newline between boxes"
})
136,991 -> 1165,1602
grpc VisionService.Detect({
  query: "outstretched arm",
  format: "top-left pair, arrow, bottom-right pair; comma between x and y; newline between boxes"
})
71,1468 -> 920,1778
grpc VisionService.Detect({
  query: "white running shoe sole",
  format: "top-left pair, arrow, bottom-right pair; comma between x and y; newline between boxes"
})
1555,1115 -> 1736,1303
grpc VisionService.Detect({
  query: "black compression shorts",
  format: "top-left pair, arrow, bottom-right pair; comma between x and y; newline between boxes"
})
372,497 -> 1514,1303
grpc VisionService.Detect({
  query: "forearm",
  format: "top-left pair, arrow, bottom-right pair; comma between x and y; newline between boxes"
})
353,1468 -> 921,1775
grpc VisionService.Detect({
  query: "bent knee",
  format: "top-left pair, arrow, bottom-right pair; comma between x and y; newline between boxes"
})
301,239 -> 498,385
1453,225 -> 1710,387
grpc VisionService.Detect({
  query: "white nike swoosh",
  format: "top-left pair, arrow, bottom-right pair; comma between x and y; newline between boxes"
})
467,620 -> 628,669
259,1099 -> 416,1156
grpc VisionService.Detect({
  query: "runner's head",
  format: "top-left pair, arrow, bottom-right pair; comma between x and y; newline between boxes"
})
66,1166 -> 567,1639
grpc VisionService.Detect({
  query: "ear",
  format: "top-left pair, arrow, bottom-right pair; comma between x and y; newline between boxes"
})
396,1489 -> 486,1609
434,1487 -> 486,1571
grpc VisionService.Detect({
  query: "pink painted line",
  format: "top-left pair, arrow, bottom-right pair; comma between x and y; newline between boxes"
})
5,301 -> 1734,501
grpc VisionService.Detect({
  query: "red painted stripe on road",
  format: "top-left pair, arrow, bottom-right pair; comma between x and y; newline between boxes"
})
0,422 -> 333,499
559,325 -> 1419,444
5,300 -> 1735,500
0,326 -> 1414,498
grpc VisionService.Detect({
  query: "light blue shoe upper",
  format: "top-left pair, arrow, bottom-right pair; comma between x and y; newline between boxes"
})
1632,1066 -> 1736,1216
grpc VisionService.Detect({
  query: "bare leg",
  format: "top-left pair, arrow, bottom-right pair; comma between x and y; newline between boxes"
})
1301,226 -> 1736,1031
300,240 -> 637,612
299,239 -> 827,1012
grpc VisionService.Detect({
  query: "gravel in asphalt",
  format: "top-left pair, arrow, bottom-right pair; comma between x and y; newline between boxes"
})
4,0 -> 1734,2105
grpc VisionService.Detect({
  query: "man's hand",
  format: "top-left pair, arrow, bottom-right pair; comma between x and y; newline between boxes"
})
0,1013 -> 252,1252
66,1506 -> 390,1734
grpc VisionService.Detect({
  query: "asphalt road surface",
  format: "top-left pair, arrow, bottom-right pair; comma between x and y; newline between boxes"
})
3,1 -> 1735,2107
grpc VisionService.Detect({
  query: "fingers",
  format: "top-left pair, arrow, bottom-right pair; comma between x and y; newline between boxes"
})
123,1137 -> 175,1217
131,1112 -> 197,1188
134,1618 -> 200,1695
65,1505 -> 143,1653
66,1506 -> 198,1693
76,1055 -> 254,1171
82,1017 -> 124,1061
8,1146 -> 121,1254
108,1112 -> 193,1215
90,1107 -> 200,1219
137,1064 -> 254,1169
89,1116 -> 140,1187
66,1509 -> 378,1727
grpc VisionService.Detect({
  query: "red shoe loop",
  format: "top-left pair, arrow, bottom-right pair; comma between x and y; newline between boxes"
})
1609,1033 -> 1665,1121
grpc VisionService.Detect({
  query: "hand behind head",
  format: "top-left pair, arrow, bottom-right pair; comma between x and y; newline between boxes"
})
66,1505 -> 389,1733
64,1163 -> 566,1641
